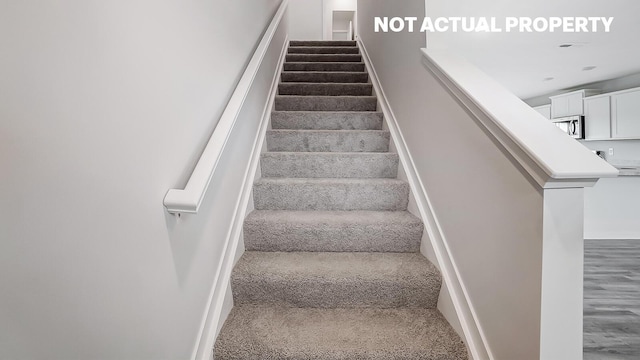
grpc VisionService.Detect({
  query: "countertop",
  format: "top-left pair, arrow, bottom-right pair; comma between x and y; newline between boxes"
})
608,160 -> 640,176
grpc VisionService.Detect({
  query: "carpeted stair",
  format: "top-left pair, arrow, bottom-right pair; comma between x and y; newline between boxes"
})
214,40 -> 467,360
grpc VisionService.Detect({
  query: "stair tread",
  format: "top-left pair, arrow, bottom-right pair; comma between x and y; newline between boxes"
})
234,251 -> 439,285
286,54 -> 363,62
272,110 -> 382,114
281,72 -> 369,83
246,209 -> 420,225
253,178 -> 409,211
284,61 -> 365,65
289,40 -> 357,46
283,62 -> 366,72
275,95 -> 377,111
244,210 -> 422,253
214,305 -> 467,360
262,151 -> 396,156
279,81 -> 370,85
286,54 -> 361,57
268,129 -> 387,133
260,152 -> 398,178
270,111 -> 382,130
288,47 -> 360,54
256,177 -> 405,185
232,251 -> 441,308
235,251 -> 438,280
266,129 -> 389,152
276,95 -> 376,99
283,71 -> 366,75
289,46 -> 360,50
278,82 -> 372,96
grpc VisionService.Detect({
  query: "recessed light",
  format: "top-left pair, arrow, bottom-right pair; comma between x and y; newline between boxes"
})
543,77 -> 555,81
582,66 -> 597,71
559,44 -> 573,48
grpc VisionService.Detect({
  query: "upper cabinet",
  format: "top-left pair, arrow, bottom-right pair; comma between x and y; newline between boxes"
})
533,105 -> 551,119
584,95 -> 611,140
544,87 -> 640,141
549,89 -> 600,118
612,89 -> 640,139
550,91 -> 583,118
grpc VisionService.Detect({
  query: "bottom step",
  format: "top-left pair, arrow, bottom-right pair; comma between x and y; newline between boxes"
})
215,305 -> 467,360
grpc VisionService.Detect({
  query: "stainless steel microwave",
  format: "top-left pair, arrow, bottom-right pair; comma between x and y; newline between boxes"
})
551,115 -> 584,139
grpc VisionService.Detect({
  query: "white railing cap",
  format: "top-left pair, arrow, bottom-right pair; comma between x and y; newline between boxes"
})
421,48 -> 618,188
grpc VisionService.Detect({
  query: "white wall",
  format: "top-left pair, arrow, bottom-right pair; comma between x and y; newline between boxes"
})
288,0 -> 323,40
584,177 -> 640,239
323,0 -> 357,39
581,140 -> 640,239
359,1 -> 546,358
288,0 -> 358,42
581,139 -> 640,164
0,1 -> 281,359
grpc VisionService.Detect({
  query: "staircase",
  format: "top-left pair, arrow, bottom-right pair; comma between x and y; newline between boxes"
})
214,40 -> 467,359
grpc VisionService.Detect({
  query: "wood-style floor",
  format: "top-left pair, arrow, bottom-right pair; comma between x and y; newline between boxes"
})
584,239 -> 640,360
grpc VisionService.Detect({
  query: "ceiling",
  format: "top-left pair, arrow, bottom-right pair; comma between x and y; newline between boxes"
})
426,0 -> 640,100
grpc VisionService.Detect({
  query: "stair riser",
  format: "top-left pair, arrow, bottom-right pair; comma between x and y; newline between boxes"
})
266,130 -> 389,153
253,181 -> 409,211
284,62 -> 365,72
275,96 -> 377,111
286,54 -> 362,62
290,40 -> 356,47
289,47 -> 360,54
271,111 -> 383,130
232,276 -> 438,309
261,153 -> 398,178
244,217 -> 422,253
281,72 -> 368,83
279,83 -> 372,96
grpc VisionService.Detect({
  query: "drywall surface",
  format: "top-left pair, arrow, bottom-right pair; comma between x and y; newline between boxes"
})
323,0 -> 357,39
0,1 -> 281,359
581,140 -> 640,164
289,0 -> 323,40
580,141 -> 640,239
359,1 -> 545,358
525,71 -> 640,107
584,177 -> 640,239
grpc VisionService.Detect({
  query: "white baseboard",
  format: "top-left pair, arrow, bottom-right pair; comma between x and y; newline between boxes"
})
357,39 -> 492,360
190,35 -> 289,360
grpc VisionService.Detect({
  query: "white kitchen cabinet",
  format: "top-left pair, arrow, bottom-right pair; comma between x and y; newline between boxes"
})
612,89 -> 640,139
584,96 -> 611,139
549,89 -> 600,118
533,105 -> 551,119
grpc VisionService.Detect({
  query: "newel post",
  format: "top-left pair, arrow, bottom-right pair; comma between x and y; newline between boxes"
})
539,184 -> 588,360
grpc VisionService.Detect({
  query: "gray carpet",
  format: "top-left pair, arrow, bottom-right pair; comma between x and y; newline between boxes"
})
215,306 -> 468,360
260,152 -> 399,178
266,129 -> 390,152
214,40 -> 467,359
270,111 -> 383,130
244,210 -> 422,252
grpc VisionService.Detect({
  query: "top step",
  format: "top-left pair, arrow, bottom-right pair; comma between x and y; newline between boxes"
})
290,40 -> 357,47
